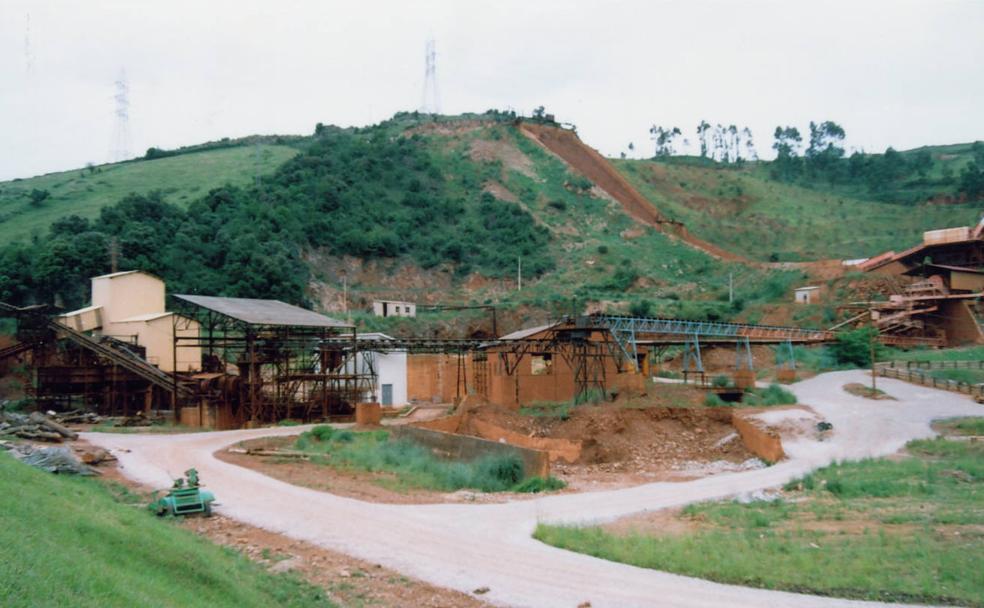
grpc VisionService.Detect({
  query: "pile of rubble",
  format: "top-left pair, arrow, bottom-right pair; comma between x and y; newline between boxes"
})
0,411 -> 80,442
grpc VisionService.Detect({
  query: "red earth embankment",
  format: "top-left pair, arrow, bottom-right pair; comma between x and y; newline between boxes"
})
517,122 -> 747,262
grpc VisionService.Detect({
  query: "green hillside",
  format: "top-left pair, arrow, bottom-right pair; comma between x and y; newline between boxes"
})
615,157 -> 980,262
0,112 -> 979,331
0,144 -> 299,243
0,454 -> 333,607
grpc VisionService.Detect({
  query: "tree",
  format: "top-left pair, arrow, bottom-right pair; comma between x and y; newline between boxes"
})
29,189 -> 50,206
771,126 -> 802,180
649,126 -> 682,158
696,121 -> 711,158
742,127 -> 757,161
805,121 -> 846,179
532,106 -> 546,120
830,326 -> 882,367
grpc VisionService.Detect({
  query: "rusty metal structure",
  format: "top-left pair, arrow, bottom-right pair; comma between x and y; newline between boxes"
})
169,295 -> 366,426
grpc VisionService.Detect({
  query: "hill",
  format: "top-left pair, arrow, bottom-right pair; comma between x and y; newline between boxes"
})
0,143 -> 299,243
0,454 -> 333,607
615,156 -> 980,261
0,112 -> 979,334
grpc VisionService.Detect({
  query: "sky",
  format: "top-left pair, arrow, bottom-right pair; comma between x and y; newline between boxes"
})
2,0 -> 983,181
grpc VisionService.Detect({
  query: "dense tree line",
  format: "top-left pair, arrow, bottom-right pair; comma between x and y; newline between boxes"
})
0,122 -> 553,309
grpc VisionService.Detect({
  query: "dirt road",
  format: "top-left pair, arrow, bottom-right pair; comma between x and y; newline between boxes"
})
85,371 -> 982,608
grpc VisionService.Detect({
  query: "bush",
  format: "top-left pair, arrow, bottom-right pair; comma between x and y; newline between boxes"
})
309,425 -> 334,442
704,392 -> 729,407
830,326 -> 882,367
512,476 -> 567,493
547,199 -> 567,211
712,374 -> 731,388
743,384 -> 797,406
474,454 -> 525,491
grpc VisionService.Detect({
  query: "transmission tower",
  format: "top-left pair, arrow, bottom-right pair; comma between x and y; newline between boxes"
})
110,69 -> 131,162
24,13 -> 34,76
420,38 -> 441,114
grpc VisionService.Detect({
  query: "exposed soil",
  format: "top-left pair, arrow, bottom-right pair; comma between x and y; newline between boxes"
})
84,439 -> 490,608
844,382 -> 897,400
469,139 -> 536,178
184,515 -> 491,608
460,403 -> 758,490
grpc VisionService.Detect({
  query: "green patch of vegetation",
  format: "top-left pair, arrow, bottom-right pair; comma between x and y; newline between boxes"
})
520,401 -> 575,421
295,426 -> 563,493
537,438 -> 984,606
0,453 -> 335,608
614,154 -> 979,262
89,422 -> 207,434
883,346 -> 984,363
949,417 -> 984,436
742,384 -> 797,406
927,368 -> 984,385
0,144 -> 298,244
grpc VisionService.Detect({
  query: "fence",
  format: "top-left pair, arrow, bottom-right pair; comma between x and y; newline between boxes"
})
875,361 -> 984,400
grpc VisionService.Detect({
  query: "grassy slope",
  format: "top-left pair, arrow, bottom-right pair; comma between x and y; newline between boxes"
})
0,453 -> 333,608
614,158 -> 980,262
0,145 -> 298,242
411,121 -> 804,316
535,437 -> 984,606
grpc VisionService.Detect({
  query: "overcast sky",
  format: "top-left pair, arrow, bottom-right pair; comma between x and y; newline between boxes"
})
2,0 -> 983,181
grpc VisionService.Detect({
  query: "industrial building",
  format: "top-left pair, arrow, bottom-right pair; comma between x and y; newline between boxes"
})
854,221 -> 984,346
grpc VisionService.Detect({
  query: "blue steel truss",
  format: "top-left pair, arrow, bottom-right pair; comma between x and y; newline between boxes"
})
581,316 -> 830,371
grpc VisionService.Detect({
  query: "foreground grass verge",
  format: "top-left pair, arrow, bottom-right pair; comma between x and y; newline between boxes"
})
535,438 -> 983,606
295,426 -> 565,493
0,453 -> 334,608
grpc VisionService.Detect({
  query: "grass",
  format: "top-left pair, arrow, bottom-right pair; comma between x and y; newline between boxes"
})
927,368 -> 984,385
295,426 -> 565,493
884,346 -> 984,363
614,157 -> 980,262
0,453 -> 334,608
946,417 -> 984,436
535,438 -> 984,606
90,422 -> 208,434
0,144 -> 297,242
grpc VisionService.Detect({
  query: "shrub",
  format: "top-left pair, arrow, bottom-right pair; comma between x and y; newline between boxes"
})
474,454 -> 525,491
547,199 -> 567,211
830,326 -> 882,367
704,392 -> 729,407
712,374 -> 731,388
309,425 -> 334,442
512,476 -> 567,493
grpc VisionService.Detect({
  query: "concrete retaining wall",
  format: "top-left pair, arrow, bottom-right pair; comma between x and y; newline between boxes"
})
731,411 -> 785,463
390,425 -> 550,478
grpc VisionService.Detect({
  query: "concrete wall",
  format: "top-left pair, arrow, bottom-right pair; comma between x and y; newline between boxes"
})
108,314 -> 201,372
92,271 -> 165,324
374,351 -> 407,406
390,425 -> 550,478
731,411 -> 785,463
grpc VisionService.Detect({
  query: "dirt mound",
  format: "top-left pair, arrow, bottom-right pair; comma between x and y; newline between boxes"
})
462,404 -> 752,469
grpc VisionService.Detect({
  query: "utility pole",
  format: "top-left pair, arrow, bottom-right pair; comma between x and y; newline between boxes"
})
870,329 -> 877,393
342,276 -> 349,323
728,272 -> 733,304
109,237 -> 119,273
517,256 -> 522,291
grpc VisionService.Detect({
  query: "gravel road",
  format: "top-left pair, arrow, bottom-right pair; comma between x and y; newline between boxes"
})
85,370 -> 982,608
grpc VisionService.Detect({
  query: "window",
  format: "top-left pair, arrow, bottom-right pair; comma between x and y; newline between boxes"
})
531,353 -> 553,375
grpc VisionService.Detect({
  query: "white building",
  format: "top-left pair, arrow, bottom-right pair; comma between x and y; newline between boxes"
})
372,300 -> 416,318
343,332 -> 408,407
794,286 -> 820,304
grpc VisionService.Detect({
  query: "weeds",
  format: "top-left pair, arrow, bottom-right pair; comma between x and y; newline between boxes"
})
294,429 -> 562,494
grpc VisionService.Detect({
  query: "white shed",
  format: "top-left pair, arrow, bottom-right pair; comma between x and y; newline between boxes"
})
352,332 -> 408,407
794,286 -> 820,304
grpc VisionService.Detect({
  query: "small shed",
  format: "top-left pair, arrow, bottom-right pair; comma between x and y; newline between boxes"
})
373,300 -> 416,318
793,286 -> 820,304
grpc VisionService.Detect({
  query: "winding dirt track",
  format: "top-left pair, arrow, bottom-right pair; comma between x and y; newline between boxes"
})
85,371 -> 982,608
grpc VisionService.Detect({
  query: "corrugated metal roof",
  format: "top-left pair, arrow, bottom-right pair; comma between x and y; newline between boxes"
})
498,323 -> 556,341
173,294 -> 352,328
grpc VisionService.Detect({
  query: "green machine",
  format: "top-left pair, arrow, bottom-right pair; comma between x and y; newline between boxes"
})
148,468 -> 216,517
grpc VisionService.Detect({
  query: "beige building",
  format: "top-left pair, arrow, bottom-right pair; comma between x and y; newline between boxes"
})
793,286 -> 820,304
59,271 -> 201,372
